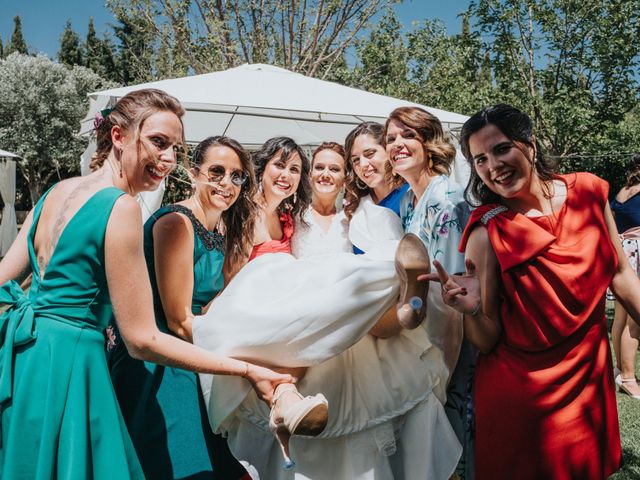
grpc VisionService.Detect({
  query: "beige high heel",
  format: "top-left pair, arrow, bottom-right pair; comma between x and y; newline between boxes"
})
269,384 -> 329,470
395,233 -> 430,330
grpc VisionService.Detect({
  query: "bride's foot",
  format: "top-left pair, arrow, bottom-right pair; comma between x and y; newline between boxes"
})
395,233 -> 430,330
269,384 -> 329,470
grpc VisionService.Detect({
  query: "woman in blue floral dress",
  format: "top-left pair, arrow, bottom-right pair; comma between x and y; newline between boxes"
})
384,106 -> 475,480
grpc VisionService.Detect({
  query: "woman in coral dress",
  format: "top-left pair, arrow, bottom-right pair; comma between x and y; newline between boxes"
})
428,104 -> 640,479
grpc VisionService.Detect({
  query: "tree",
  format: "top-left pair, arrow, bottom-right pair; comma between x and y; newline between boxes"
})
107,0 -> 399,81
58,20 -> 83,66
7,16 -> 28,55
0,37 -> 4,58
350,10 -> 410,97
0,53 -> 117,203
84,18 -> 118,80
471,0 -> 640,158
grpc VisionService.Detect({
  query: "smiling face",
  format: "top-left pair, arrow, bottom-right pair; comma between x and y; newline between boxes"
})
262,149 -> 302,204
384,119 -> 426,177
193,145 -> 244,212
350,134 -> 389,190
468,123 -> 537,201
117,110 -> 184,192
311,149 -> 346,197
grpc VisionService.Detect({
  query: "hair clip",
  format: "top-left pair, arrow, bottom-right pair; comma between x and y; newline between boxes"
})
93,107 -> 115,131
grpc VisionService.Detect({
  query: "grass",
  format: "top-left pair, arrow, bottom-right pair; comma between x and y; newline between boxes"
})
608,304 -> 640,480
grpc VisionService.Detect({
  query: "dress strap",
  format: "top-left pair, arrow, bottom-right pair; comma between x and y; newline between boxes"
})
164,205 -> 224,252
480,205 -> 508,225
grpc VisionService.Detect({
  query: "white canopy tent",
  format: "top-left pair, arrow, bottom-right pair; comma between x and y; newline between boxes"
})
81,64 -> 470,216
0,149 -> 18,256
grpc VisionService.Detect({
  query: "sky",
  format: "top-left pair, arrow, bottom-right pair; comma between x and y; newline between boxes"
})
0,0 -> 472,59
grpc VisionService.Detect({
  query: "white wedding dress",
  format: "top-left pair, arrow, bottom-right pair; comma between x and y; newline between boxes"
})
193,197 -> 462,479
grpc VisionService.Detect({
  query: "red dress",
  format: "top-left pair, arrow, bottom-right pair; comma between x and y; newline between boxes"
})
248,213 -> 294,260
460,173 -> 621,479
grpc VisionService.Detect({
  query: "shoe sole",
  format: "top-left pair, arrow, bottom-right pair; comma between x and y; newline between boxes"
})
293,403 -> 329,436
395,234 -> 430,329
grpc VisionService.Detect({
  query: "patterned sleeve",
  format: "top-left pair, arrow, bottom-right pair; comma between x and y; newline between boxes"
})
425,179 -> 470,274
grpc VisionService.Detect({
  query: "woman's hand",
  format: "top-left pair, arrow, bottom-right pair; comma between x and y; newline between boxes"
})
422,258 -> 481,315
245,364 -> 295,405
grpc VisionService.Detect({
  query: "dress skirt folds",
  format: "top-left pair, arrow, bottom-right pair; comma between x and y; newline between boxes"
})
193,197 -> 463,479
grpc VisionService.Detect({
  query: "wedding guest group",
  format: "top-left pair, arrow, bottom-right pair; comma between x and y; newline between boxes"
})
0,90 -> 637,480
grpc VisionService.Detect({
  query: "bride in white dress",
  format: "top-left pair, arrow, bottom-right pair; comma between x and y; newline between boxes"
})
193,142 -> 462,479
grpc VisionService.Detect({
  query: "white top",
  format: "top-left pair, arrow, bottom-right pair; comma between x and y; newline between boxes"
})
291,208 -> 352,257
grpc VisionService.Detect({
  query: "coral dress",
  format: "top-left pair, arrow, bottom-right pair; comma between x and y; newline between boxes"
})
460,173 -> 621,479
248,213 -> 294,260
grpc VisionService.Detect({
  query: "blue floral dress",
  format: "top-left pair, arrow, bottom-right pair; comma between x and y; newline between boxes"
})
400,174 -> 476,480
400,175 -> 468,274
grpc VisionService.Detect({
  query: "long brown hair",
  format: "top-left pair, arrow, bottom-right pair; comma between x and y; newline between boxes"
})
190,136 -> 258,265
460,104 -> 556,207
90,88 -> 186,171
383,106 -> 456,177
252,137 -> 311,223
343,122 -> 403,220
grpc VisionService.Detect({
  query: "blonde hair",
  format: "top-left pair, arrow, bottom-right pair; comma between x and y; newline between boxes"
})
89,88 -> 186,171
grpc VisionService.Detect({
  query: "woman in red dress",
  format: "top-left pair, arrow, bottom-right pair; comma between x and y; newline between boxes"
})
426,104 -> 640,479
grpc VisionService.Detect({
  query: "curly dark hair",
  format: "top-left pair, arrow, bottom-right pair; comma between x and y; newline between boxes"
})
460,104 -> 557,207
343,122 -> 403,220
625,154 -> 640,188
190,136 -> 258,264
252,136 -> 311,223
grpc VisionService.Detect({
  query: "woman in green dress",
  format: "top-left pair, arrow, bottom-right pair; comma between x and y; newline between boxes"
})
0,88 -> 292,479
109,135 -> 258,479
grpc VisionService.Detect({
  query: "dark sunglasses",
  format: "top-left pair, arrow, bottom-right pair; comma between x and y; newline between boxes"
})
199,165 -> 248,187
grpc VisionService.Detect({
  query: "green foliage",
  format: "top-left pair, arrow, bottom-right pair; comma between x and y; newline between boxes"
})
106,0 -> 398,83
84,18 -> 118,81
58,21 -> 83,66
7,16 -> 28,55
0,53 -> 116,203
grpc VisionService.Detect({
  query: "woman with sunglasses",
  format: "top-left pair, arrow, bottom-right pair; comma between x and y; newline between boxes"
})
109,136 -> 291,480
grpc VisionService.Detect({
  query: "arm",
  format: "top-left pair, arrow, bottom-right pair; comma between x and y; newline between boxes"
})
425,225 -> 502,354
0,209 -> 35,286
605,202 -> 640,327
153,212 -> 196,342
105,196 -> 293,404
461,226 -> 502,353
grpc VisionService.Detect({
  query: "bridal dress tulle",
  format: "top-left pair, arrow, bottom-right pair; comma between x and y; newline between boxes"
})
192,197 -> 463,479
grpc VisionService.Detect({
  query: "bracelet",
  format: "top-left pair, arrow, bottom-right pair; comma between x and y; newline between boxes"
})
467,301 -> 482,316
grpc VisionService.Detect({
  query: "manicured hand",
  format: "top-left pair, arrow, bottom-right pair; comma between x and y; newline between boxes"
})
421,259 -> 481,315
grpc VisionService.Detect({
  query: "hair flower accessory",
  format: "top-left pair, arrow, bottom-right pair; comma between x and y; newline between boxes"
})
93,107 -> 114,131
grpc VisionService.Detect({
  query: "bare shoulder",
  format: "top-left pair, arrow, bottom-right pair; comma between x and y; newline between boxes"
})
153,211 -> 194,246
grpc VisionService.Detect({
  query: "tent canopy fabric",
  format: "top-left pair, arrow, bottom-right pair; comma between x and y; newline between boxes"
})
0,149 -> 19,158
82,63 -> 469,148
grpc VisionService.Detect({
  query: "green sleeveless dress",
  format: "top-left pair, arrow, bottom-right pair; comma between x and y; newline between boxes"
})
0,186 -> 144,479
109,205 -> 246,479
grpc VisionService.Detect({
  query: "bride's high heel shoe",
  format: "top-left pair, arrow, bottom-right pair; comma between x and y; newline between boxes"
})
395,233 -> 430,330
269,384 -> 329,470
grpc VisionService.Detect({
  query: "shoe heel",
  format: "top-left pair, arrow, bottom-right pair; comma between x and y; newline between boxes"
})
275,427 -> 296,470
395,234 -> 430,329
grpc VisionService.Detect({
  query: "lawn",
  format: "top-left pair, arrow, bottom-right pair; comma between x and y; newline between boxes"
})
609,304 -> 640,480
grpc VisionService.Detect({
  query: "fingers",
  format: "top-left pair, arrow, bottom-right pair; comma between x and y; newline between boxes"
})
432,260 -> 451,285
419,273 -> 439,282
